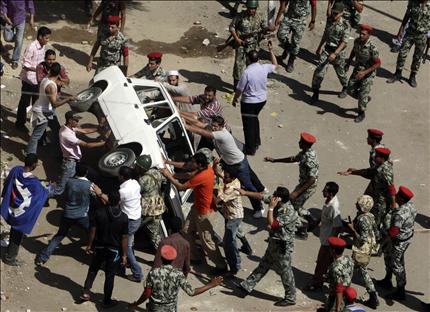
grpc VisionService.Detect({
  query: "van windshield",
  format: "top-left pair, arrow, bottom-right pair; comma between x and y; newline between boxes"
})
134,85 -> 173,127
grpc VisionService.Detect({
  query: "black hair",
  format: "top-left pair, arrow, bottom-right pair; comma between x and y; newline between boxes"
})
376,153 -> 389,161
49,62 -> 61,76
169,216 -> 183,233
211,116 -> 225,127
37,26 -> 51,39
325,181 -> 339,196
332,246 -> 345,256
273,186 -> 290,203
24,153 -> 38,167
204,85 -> 216,95
75,163 -> 88,177
246,50 -> 259,63
108,190 -> 121,206
119,166 -> 134,180
192,153 -> 208,168
223,166 -> 239,179
45,49 -> 56,59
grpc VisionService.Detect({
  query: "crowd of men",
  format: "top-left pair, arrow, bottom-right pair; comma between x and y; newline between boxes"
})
1,0 -> 429,311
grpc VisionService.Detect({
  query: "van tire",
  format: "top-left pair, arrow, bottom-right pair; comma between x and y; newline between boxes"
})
69,87 -> 102,112
98,148 -> 136,177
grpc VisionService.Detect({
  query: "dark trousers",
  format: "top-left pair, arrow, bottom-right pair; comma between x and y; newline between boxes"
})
83,247 -> 120,304
16,80 -> 39,126
5,227 -> 24,261
311,245 -> 333,287
240,101 -> 266,154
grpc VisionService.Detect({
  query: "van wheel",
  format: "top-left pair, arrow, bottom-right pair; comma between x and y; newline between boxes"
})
98,148 -> 136,177
69,87 -> 102,112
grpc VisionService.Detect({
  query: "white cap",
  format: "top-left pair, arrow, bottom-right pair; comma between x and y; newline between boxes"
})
166,70 -> 180,77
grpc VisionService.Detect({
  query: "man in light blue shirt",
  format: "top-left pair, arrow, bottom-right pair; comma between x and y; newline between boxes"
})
233,41 -> 277,156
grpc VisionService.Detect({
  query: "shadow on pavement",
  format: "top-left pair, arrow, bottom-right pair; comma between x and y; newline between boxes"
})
179,69 -> 234,94
52,43 -> 89,67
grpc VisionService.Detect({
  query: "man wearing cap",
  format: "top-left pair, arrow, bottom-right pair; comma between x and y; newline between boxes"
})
377,186 -> 417,301
54,111 -> 106,196
130,245 -> 223,311
327,0 -> 364,30
366,129 -> 384,168
133,52 -> 166,81
135,154 -> 167,250
345,24 -> 381,123
162,70 -> 195,113
312,2 -> 349,104
347,195 -> 380,309
342,287 -> 366,312
326,236 -> 354,312
264,132 -> 319,239
87,16 -> 129,75
338,147 -> 395,227
237,187 -> 301,307
387,0 -> 430,88
229,0 -> 273,88
274,0 -> 317,72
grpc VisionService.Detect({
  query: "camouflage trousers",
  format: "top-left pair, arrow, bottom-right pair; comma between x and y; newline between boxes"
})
312,50 -> 348,90
141,215 -> 162,250
354,262 -> 376,293
347,68 -> 375,112
385,241 -> 410,287
233,43 -> 258,80
277,16 -> 306,56
240,239 -> 296,303
396,32 -> 427,73
291,183 -> 317,219
370,199 -> 389,228
146,300 -> 176,312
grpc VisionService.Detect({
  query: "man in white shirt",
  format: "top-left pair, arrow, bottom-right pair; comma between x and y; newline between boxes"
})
118,166 -> 143,282
306,181 -> 342,290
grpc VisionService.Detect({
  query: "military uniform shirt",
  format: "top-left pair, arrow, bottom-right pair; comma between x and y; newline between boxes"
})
407,1 -> 430,34
145,265 -> 194,307
323,17 -> 350,51
327,254 -> 354,294
99,32 -> 128,67
365,161 -> 394,202
353,38 -> 379,69
369,143 -> 384,168
296,148 -> 319,185
353,212 -> 379,249
229,11 -> 266,47
139,168 -> 166,216
391,201 -> 417,241
135,65 -> 166,81
286,0 -> 311,19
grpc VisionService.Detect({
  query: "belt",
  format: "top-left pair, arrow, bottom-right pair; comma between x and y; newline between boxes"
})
64,158 -> 79,162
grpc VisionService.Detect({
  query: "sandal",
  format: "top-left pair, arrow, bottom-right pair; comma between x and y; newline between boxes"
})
80,293 -> 90,301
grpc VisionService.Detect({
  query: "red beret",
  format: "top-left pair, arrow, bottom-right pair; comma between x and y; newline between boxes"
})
160,245 -> 177,261
367,128 -> 384,137
398,186 -> 414,200
107,15 -> 121,25
375,147 -> 391,157
328,236 -> 346,248
344,287 -> 357,302
360,24 -> 373,33
147,52 -> 163,60
300,132 -> 316,144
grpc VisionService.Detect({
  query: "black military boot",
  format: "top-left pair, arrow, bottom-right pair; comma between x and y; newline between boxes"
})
363,291 -> 380,309
386,286 -> 406,300
338,86 -> 348,98
376,272 -> 393,289
274,298 -> 295,307
409,72 -> 417,88
311,88 -> 319,104
286,55 -> 296,73
295,226 -> 308,240
387,69 -> 402,83
238,236 -> 253,256
354,111 -> 365,123
281,49 -> 289,60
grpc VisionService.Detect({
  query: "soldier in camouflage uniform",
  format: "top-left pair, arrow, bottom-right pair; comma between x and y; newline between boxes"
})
366,128 -> 385,168
129,245 -> 223,311
387,0 -> 430,88
347,195 -> 380,309
311,2 -> 349,104
325,237 -> 354,312
377,186 -> 417,301
264,132 -> 319,239
238,187 -> 301,307
274,0 -> 317,72
133,52 -> 166,81
338,147 -> 395,228
345,24 -> 381,123
87,17 -> 129,75
229,0 -> 271,88
134,155 -> 167,250
327,0 -> 364,30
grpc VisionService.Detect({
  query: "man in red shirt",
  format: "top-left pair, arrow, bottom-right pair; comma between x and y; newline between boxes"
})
161,153 -> 227,274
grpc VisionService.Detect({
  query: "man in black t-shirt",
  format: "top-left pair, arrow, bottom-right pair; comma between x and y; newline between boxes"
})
80,190 -> 128,308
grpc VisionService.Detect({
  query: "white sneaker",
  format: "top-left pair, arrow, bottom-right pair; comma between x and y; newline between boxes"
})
253,209 -> 265,218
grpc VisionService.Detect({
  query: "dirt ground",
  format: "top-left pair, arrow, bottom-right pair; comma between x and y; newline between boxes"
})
1,1 -> 429,312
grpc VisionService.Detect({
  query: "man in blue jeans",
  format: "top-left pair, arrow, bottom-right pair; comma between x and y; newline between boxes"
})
0,0 -> 35,69
184,116 -> 266,218
118,166 -> 143,282
36,164 -> 96,265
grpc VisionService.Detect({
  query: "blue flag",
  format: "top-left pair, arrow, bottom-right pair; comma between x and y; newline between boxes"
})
1,166 -> 48,234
